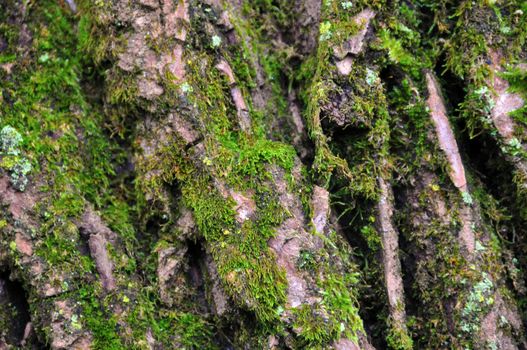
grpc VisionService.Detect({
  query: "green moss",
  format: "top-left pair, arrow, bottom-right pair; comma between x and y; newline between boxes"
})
318,268 -> 363,341
0,1 -> 158,347
128,41 -> 295,328
181,175 -> 288,325
76,0 -> 114,64
386,324 -> 413,350
377,29 -> 419,77
76,286 -> 124,350
292,304 -> 337,346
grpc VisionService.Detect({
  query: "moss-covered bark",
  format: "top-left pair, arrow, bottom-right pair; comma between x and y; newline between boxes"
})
1,0 -> 527,349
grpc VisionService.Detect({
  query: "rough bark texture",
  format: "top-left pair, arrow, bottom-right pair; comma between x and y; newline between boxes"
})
1,0 -> 527,349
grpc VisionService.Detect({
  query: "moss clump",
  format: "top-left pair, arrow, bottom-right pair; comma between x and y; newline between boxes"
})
386,324 -> 413,350
291,261 -> 363,347
0,1 -> 168,347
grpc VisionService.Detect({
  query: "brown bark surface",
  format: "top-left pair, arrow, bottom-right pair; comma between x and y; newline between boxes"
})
1,0 -> 527,349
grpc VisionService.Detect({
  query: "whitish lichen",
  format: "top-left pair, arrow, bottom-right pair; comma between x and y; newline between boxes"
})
0,125 -> 23,155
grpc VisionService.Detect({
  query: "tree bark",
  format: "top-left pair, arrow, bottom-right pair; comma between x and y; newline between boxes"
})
0,0 -> 526,349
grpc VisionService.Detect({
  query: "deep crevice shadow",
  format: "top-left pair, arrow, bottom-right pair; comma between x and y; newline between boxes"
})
0,269 -> 47,349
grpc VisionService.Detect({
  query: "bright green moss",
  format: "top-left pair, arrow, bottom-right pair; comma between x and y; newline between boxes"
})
386,324 -> 413,350
181,174 -> 288,325
292,304 -> 337,346
290,230 -> 364,347
0,2 -> 158,347
76,285 -> 124,350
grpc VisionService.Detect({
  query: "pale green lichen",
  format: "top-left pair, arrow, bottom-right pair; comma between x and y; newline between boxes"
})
319,21 -> 333,41
181,82 -> 193,93
0,125 -> 23,155
365,68 -> 378,86
507,137 -> 523,156
460,272 -> 494,334
211,35 -> 222,48
9,157 -> 32,191
341,1 -> 353,9
0,125 -> 32,191
462,191 -> 474,206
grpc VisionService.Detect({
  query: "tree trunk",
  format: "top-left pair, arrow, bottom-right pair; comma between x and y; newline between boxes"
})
0,0 -> 526,349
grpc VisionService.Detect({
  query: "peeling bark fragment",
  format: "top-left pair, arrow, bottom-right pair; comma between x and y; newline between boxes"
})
333,9 -> 375,76
19,322 -> 33,347
216,59 -> 251,132
268,224 -> 309,308
176,207 -> 198,238
267,166 -> 323,309
137,78 -> 164,101
214,179 -> 256,223
114,0 -> 190,102
65,0 -> 77,13
80,209 -> 118,291
79,208 -> 119,245
169,113 -> 200,145
87,233 -> 116,291
425,72 -> 477,254
0,177 -> 36,222
480,293 -> 524,350
312,186 -> 330,234
14,233 -> 32,256
425,71 -> 468,192
217,10 -> 234,32
333,9 -> 375,60
376,177 -> 407,332
336,56 -> 353,76
215,59 -> 236,84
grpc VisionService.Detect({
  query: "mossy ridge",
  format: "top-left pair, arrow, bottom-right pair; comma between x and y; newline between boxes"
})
0,0 -> 119,347
443,1 -> 527,333
446,1 -> 527,152
236,1 -> 370,345
0,1 -> 219,348
390,77 -> 520,348
124,0 -> 371,345
305,1 -> 527,348
296,2 -> 425,348
445,1 -> 526,81
380,3 -> 527,348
